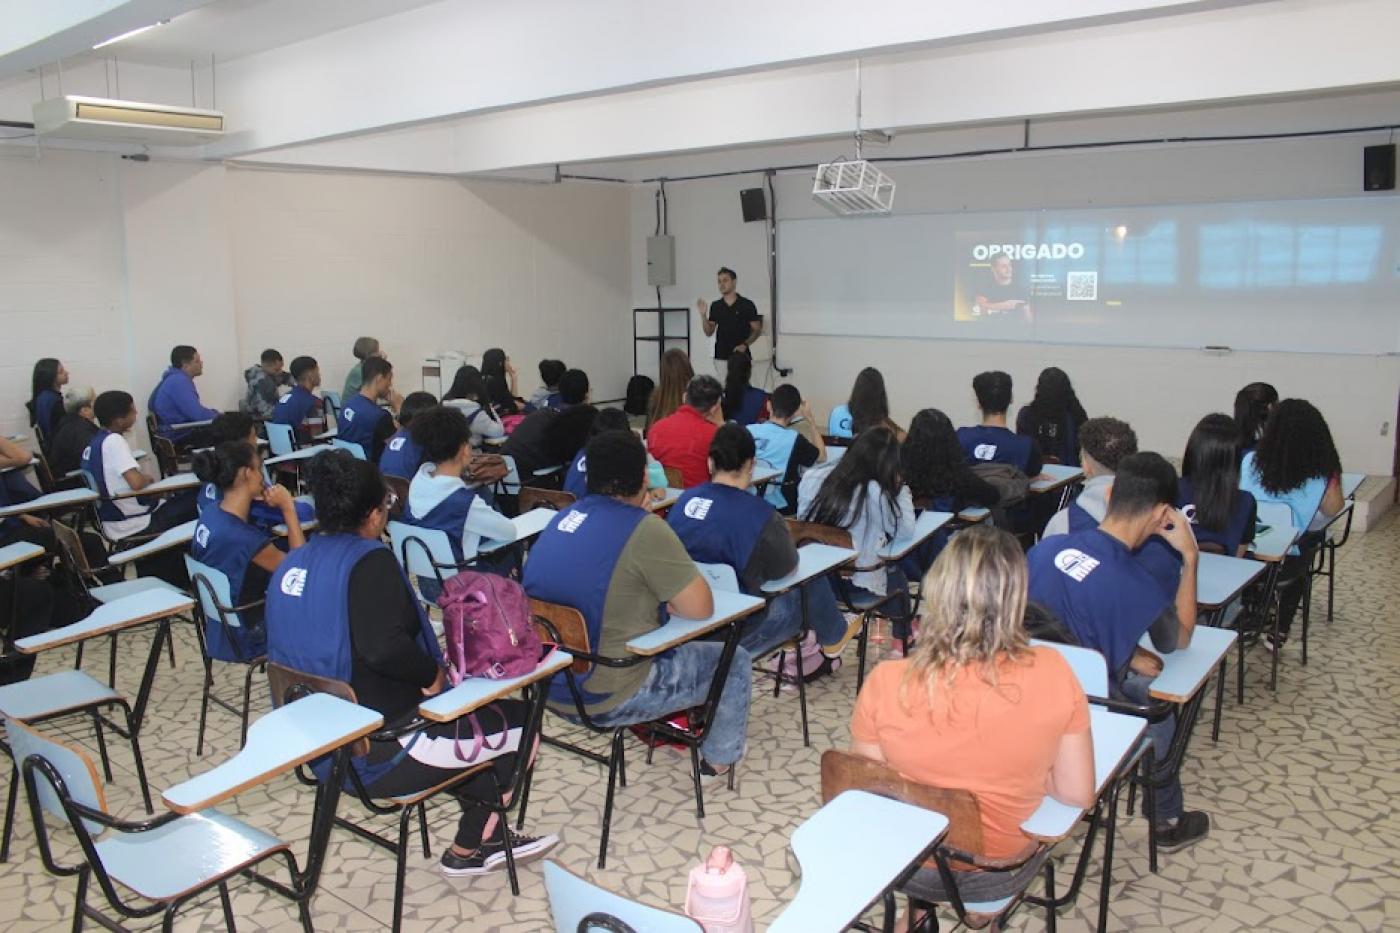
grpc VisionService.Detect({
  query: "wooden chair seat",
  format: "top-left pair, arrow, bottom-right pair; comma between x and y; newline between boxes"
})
519,486 -> 576,513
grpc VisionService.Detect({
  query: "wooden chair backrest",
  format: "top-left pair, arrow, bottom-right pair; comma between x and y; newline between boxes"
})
820,434 -> 850,448
266,662 -> 371,758
1197,541 -> 1226,555
520,486 -> 576,513
663,466 -> 684,490
784,518 -> 854,550
530,599 -> 592,676
383,474 -> 409,518
51,521 -> 98,582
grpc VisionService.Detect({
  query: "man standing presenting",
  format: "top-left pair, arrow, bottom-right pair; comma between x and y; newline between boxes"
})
696,267 -> 761,374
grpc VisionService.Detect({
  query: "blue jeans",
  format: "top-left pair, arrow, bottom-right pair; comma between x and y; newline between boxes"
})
1121,671 -> 1183,823
738,579 -> 849,657
587,641 -> 752,766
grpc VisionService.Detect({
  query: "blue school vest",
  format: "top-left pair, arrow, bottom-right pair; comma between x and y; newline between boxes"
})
666,483 -> 773,595
1067,502 -> 1182,601
747,423 -> 799,509
563,450 -> 588,500
522,495 -> 650,704
957,425 -> 1035,472
191,506 -> 271,662
378,429 -> 425,479
82,430 -> 153,523
271,385 -> 320,427
34,389 -> 62,443
731,387 -> 768,427
198,482 -> 313,532
403,484 -> 479,562
265,534 -> 443,785
1178,478 -> 1256,556
337,394 -> 388,448
827,405 -> 853,439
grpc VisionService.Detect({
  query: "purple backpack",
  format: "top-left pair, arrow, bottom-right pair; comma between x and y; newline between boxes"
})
438,571 -> 542,682
768,631 -> 841,686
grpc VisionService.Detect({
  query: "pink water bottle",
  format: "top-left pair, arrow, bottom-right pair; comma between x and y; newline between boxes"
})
684,846 -> 754,933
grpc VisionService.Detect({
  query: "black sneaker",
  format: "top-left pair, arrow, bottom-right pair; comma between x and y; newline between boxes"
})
440,828 -> 559,877
1263,632 -> 1289,654
1155,811 -> 1210,853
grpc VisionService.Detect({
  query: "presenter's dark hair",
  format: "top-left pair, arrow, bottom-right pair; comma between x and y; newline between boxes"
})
361,356 -> 393,385
721,352 -> 753,421
398,392 -> 438,427
28,358 -> 61,425
585,431 -> 646,498
803,426 -> 903,532
902,409 -> 976,501
685,375 -> 723,412
290,356 -> 319,382
305,450 -> 387,534
709,423 -> 756,473
410,405 -> 470,464
1079,417 -> 1137,472
1233,382 -> 1278,449
559,369 -> 590,406
717,267 -> 736,280
770,384 -> 801,420
94,391 -> 135,427
848,367 -> 891,435
192,441 -> 258,490
260,349 -> 283,365
1104,453 -> 1177,519
538,359 -> 566,387
211,412 -> 256,445
1252,399 -> 1340,496
1181,413 -> 1242,533
589,408 -> 632,437
171,346 -> 198,368
972,371 -> 1013,415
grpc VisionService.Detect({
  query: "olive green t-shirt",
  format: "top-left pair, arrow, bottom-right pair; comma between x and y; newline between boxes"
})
342,363 -> 364,404
580,514 -> 701,714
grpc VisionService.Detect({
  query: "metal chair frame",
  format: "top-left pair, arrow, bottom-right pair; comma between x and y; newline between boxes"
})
186,566 -> 268,756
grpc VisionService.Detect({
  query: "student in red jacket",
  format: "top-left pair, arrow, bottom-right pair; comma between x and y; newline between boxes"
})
647,375 -> 723,488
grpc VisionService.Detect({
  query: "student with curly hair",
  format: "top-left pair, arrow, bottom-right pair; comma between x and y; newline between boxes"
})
901,408 -> 1000,512
1015,366 -> 1088,466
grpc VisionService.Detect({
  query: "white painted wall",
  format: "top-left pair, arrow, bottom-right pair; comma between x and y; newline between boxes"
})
630,132 -> 1400,475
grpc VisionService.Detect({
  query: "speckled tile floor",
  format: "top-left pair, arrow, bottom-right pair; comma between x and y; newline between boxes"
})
2,511 -> 1397,931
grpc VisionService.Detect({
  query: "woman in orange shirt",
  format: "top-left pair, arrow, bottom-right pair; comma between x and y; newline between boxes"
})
849,524 -> 1095,913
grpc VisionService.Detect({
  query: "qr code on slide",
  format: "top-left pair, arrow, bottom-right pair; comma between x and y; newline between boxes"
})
1067,271 -> 1098,301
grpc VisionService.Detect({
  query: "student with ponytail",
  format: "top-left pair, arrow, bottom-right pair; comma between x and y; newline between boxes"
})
720,351 -> 769,426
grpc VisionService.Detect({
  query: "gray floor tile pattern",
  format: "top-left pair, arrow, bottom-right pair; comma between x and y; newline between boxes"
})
2,511 -> 1397,930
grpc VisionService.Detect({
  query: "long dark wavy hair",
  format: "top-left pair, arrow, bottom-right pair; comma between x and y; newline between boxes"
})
27,358 -> 60,425
803,426 -> 904,534
1233,382 -> 1278,450
901,408 -> 976,500
848,367 -> 891,435
721,351 -> 753,421
1251,399 -> 1340,496
1181,413 -> 1242,532
1026,367 -> 1087,428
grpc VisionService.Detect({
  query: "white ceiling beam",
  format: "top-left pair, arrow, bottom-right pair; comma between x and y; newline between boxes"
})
0,0 -> 214,81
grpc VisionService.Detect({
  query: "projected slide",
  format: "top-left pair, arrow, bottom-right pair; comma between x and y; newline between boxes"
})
777,196 -> 1400,355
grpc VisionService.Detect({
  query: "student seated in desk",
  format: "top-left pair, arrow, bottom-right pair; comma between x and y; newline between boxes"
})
1178,414 -> 1256,557
191,441 -> 306,660
1043,417 -> 1181,597
242,348 -> 294,420
444,365 -> 506,449
668,425 -> 858,662
528,358 -> 567,412
523,430 -> 750,778
563,409 -> 667,503
847,366 -> 906,441
404,406 -> 518,599
148,345 -> 221,448
271,355 -> 327,444
851,526 -> 1094,908
1027,452 -> 1209,852
48,388 -> 98,478
747,384 -> 825,515
501,369 -> 596,480
720,351 -> 769,426
0,433 -> 41,505
84,391 -> 199,585
198,413 -> 315,532
27,357 -> 68,450
481,347 -> 525,418
798,427 -> 916,645
902,408 -> 1001,514
1232,381 -> 1278,457
378,392 -> 436,479
957,370 -> 1042,477
1015,366 -> 1087,466
265,451 -> 558,877
648,375 -> 724,489
337,356 -> 399,462
1239,399 -> 1345,649
341,336 -> 380,402
646,348 -> 694,435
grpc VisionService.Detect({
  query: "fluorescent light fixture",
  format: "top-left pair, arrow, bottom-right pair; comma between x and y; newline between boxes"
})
92,19 -> 168,50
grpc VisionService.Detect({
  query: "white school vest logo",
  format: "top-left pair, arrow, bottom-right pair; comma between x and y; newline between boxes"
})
194,523 -> 210,548
281,567 -> 308,597
576,456 -> 587,474
388,437 -> 405,451
1181,503 -> 1198,524
277,394 -> 291,406
1054,549 -> 1100,582
343,407 -> 355,421
683,497 -> 713,521
558,510 -> 588,533
81,447 -> 91,463
973,443 -> 998,461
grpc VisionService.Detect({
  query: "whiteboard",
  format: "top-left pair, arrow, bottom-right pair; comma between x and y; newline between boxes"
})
777,196 -> 1400,355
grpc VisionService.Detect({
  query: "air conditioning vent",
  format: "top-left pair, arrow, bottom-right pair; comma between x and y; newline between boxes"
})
33,96 -> 224,146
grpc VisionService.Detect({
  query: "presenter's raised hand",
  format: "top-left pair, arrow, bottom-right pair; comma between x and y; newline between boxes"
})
695,299 -> 707,317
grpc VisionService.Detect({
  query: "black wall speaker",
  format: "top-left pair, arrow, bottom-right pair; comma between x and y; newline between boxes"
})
740,187 -> 767,222
1363,144 -> 1395,191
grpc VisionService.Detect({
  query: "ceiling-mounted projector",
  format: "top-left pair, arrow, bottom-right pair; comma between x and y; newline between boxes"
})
812,158 -> 896,216
32,95 -> 223,146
